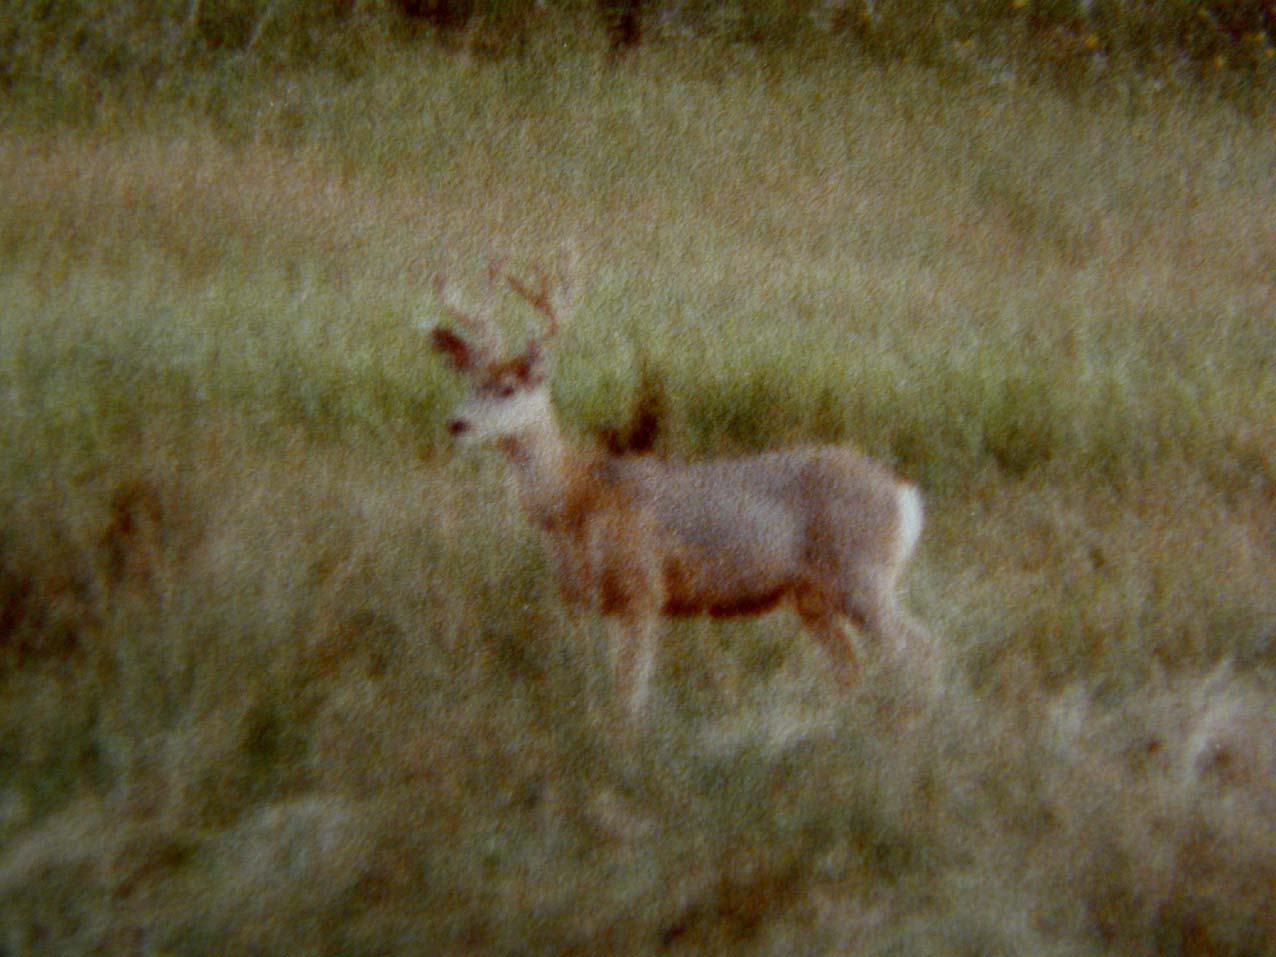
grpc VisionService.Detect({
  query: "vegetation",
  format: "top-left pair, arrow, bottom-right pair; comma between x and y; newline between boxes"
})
2,3 -> 1275,954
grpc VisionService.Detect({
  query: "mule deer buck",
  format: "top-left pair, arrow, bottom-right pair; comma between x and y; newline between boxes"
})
430,266 -> 930,716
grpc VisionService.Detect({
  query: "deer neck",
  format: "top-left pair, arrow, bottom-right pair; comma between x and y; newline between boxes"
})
498,415 -> 598,532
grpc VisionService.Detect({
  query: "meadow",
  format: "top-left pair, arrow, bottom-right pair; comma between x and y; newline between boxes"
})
2,4 -> 1276,954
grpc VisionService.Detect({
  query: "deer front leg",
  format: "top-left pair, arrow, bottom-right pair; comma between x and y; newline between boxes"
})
589,511 -> 665,718
610,612 -> 659,717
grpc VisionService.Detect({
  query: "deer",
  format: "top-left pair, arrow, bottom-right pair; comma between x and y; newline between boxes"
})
429,265 -> 931,717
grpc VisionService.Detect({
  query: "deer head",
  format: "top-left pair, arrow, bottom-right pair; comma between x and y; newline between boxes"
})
431,265 -> 574,446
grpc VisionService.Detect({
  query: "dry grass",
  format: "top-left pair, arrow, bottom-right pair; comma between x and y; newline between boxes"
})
1,37 -> 1275,956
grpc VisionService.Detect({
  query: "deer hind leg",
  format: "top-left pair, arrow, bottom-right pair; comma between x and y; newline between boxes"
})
838,571 -> 932,662
793,586 -> 860,686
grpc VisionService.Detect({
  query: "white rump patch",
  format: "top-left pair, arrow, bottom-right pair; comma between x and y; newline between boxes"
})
895,483 -> 924,566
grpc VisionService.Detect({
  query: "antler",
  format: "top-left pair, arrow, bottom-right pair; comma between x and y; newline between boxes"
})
504,255 -> 577,339
432,250 -> 579,370
433,273 -> 504,362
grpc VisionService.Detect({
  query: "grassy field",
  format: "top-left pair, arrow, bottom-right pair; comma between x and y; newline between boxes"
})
2,10 -> 1276,955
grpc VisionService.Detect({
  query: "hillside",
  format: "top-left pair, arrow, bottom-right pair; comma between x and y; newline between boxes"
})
2,6 -> 1275,954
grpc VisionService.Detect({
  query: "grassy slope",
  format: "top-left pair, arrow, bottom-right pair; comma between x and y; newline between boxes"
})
2,33 -> 1275,956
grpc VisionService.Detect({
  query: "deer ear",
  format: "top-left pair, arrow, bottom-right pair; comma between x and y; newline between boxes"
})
431,328 -> 472,371
512,341 -> 545,383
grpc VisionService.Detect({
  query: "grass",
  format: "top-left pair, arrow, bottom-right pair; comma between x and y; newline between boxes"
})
2,14 -> 1276,956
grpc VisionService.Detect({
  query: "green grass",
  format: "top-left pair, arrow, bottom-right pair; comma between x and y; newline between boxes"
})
3,15 -> 1276,956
